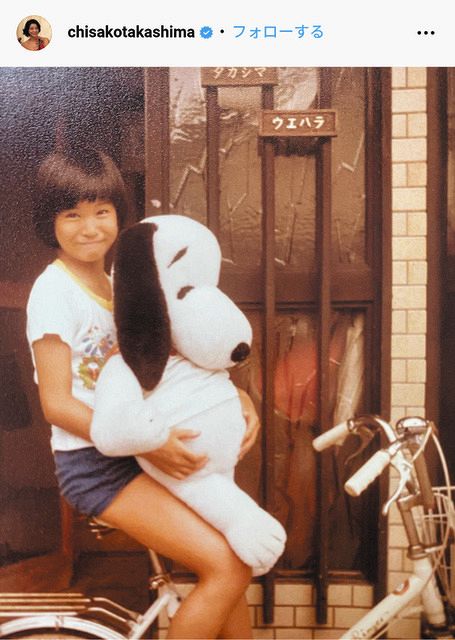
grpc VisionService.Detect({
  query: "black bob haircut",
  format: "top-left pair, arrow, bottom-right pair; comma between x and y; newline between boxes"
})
23,19 -> 41,36
33,148 -> 129,248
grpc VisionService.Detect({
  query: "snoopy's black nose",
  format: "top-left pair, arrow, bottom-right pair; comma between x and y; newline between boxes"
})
231,342 -> 250,363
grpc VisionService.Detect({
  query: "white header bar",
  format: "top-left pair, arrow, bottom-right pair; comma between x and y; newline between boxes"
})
3,0 -> 453,67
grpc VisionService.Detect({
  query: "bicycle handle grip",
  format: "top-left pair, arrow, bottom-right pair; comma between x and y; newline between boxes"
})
344,449 -> 390,497
313,421 -> 349,451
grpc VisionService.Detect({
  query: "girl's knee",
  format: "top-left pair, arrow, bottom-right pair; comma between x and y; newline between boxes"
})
223,553 -> 251,587
232,561 -> 252,590
201,542 -> 252,589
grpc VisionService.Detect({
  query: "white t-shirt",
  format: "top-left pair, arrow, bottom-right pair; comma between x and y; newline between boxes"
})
26,260 -> 116,452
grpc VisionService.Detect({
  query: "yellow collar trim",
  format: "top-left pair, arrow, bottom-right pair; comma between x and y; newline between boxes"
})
53,259 -> 113,311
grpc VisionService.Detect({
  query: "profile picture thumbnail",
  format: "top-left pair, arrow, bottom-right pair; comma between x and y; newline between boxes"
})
17,15 -> 51,51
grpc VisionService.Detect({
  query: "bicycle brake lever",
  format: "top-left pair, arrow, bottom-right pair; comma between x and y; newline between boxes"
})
382,454 -> 412,516
344,425 -> 376,467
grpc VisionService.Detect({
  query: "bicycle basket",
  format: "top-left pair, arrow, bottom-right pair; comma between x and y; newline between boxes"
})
418,485 -> 455,607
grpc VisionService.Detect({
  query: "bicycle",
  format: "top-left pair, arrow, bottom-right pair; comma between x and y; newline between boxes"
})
1,415 -> 454,638
0,519 -> 182,638
313,414 -> 455,639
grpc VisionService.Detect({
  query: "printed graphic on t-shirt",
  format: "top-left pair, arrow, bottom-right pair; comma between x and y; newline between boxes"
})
78,326 -> 115,389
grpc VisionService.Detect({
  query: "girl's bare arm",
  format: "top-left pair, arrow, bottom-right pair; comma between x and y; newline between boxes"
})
33,335 -> 93,439
237,388 -> 261,459
32,335 -> 207,477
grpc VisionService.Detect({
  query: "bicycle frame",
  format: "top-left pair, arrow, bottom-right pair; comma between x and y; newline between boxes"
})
342,557 -> 444,639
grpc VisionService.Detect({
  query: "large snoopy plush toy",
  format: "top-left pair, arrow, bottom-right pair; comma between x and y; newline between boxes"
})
91,215 -> 286,575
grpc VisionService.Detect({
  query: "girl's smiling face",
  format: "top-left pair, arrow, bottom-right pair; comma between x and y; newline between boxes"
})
55,199 -> 119,265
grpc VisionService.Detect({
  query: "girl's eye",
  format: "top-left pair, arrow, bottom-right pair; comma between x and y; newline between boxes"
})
96,209 -> 111,216
64,212 -> 79,219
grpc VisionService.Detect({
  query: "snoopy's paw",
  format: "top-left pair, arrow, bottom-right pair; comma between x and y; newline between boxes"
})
252,563 -> 274,577
225,510 -> 286,574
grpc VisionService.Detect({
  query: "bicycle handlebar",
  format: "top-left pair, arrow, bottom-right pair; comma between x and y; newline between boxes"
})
313,415 -> 399,455
313,415 -> 434,500
344,449 -> 391,497
312,421 -> 350,451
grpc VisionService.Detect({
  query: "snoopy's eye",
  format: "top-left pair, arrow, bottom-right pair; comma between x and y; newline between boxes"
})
177,286 -> 194,300
168,247 -> 188,268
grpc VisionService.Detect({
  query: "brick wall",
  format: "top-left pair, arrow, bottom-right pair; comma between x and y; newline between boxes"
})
387,66 -> 428,640
158,582 -> 374,638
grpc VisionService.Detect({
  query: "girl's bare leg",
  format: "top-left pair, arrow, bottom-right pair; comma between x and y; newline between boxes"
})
219,595 -> 252,639
100,473 -> 252,639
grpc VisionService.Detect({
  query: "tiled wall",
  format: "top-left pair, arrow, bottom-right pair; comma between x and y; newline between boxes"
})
391,67 -> 428,425
158,67 -> 429,639
158,582 -> 374,638
387,66 -> 428,640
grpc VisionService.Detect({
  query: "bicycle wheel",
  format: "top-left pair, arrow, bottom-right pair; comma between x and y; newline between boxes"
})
6,632 -> 84,639
0,615 -> 125,639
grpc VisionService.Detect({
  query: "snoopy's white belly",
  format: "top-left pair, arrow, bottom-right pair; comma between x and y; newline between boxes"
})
176,396 -> 246,473
138,396 -> 246,478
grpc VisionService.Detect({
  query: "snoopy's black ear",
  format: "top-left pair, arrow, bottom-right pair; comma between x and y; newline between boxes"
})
114,222 -> 171,391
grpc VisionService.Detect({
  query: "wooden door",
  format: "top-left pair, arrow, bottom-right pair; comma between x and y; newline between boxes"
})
143,67 -> 391,619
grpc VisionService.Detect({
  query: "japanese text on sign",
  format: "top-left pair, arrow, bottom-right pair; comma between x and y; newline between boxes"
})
201,67 -> 278,86
259,110 -> 337,137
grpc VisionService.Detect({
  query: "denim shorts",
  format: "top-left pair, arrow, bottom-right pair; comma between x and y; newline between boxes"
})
54,447 -> 142,517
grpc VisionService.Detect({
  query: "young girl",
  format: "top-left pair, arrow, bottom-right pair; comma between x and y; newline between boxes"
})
26,148 -> 259,639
